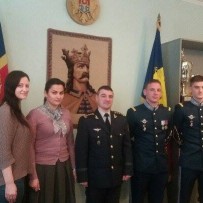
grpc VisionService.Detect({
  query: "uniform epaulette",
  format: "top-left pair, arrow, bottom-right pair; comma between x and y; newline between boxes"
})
168,107 -> 171,111
113,111 -> 123,116
84,113 -> 94,118
178,103 -> 184,107
131,107 -> 136,112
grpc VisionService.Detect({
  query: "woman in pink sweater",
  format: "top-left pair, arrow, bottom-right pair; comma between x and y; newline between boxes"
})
27,78 -> 75,203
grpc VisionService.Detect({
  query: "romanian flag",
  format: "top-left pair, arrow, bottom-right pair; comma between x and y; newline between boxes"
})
0,23 -> 8,101
141,19 -> 167,106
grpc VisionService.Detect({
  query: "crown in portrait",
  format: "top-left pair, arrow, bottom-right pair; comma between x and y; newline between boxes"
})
62,44 -> 91,66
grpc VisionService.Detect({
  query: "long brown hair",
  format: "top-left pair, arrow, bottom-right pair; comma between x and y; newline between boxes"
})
1,70 -> 30,128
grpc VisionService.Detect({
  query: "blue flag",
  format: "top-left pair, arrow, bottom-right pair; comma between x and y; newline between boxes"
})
141,28 -> 167,106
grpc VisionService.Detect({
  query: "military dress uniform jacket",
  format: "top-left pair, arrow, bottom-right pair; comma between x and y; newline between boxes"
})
75,109 -> 133,188
126,103 -> 172,174
174,100 -> 203,171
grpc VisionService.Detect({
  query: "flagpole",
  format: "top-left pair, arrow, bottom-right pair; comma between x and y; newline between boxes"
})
157,13 -> 161,31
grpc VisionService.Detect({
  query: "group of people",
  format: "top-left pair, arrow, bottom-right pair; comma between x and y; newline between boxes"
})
0,70 -> 203,203
0,71 -> 76,203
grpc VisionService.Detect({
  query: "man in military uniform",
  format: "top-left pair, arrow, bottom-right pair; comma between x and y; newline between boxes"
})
61,45 -> 97,125
75,85 -> 133,203
174,75 -> 203,203
126,79 -> 172,203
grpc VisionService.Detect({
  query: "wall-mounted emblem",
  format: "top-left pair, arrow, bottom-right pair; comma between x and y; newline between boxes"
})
67,0 -> 100,25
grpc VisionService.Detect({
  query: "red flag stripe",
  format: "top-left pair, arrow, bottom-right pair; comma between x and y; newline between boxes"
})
0,64 -> 8,100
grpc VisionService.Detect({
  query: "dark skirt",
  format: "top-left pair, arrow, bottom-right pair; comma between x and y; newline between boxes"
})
29,160 -> 75,203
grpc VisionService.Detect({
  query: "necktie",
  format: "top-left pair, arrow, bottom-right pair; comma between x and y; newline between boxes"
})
104,113 -> 111,131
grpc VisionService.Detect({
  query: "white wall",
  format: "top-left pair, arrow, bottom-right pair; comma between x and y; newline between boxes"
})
1,0 -> 203,114
1,0 -> 203,202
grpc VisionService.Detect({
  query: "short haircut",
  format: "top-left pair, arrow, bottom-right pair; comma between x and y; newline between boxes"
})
97,85 -> 113,94
190,75 -> 203,86
144,79 -> 161,89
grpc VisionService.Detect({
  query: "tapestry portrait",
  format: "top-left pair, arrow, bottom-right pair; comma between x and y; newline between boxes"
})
47,28 -> 112,127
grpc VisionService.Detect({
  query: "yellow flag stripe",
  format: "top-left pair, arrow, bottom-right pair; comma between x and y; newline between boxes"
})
153,67 -> 167,107
0,54 -> 7,69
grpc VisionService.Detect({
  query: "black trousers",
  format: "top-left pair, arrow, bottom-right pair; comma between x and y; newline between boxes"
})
85,184 -> 121,203
131,171 -> 168,203
179,167 -> 203,203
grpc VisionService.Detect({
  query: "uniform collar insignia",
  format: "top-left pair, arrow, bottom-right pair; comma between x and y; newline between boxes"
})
113,114 -> 117,119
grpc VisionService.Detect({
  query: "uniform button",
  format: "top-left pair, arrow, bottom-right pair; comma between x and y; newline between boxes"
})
156,150 -> 158,153
201,123 -> 203,126
154,120 -> 157,122
154,127 -> 157,130
110,135 -> 113,138
201,130 -> 203,133
201,116 -> 203,118
200,108 -> 202,111
97,136 -> 100,138
111,166 -> 114,169
153,113 -> 156,115
110,145 -> 113,148
202,137 -> 203,140
156,143 -> 159,145
111,155 -> 114,159
155,135 -> 158,138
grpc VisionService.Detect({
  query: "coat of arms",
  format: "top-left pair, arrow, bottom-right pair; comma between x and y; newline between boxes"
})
67,0 -> 100,25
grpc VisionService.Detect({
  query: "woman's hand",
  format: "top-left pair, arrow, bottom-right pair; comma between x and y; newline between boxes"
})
72,169 -> 77,182
5,182 -> 17,203
29,178 -> 40,192
80,182 -> 88,187
2,166 -> 17,203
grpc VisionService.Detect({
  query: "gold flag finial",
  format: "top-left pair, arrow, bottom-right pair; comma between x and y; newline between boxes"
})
157,13 -> 161,31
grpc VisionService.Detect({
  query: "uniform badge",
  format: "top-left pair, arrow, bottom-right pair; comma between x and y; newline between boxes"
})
97,140 -> 101,145
161,120 -> 168,130
93,128 -> 101,132
188,115 -> 195,127
141,119 -> 147,131
113,114 -> 117,119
